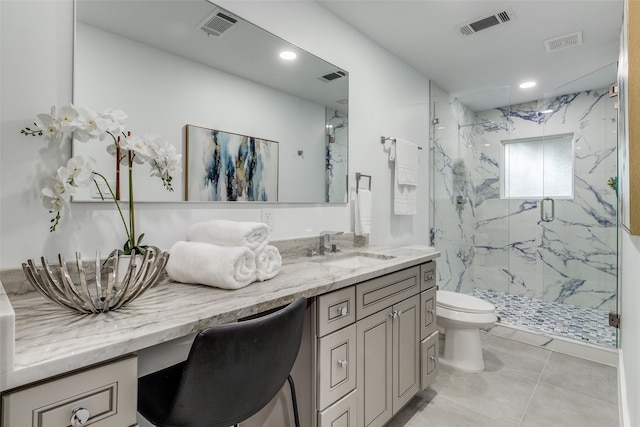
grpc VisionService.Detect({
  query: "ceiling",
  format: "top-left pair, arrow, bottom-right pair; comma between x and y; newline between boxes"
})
317,0 -> 624,111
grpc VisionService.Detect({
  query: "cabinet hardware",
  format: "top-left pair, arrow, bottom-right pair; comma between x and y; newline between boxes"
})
338,306 -> 348,316
337,359 -> 348,368
70,407 -> 91,426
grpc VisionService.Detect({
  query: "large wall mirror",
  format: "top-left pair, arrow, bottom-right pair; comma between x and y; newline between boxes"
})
72,0 -> 349,203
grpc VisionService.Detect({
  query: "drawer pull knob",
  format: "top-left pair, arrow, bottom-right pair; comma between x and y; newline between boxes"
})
338,306 -> 348,316
337,359 -> 348,368
71,407 -> 90,426
430,356 -> 438,362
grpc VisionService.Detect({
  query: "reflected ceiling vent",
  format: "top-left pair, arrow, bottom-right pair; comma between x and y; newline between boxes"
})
319,70 -> 347,82
199,9 -> 239,38
544,31 -> 583,52
456,8 -> 516,36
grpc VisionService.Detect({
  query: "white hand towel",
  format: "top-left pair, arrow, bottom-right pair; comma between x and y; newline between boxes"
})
395,138 -> 419,186
166,241 -> 257,289
187,220 -> 270,252
255,245 -> 282,281
355,189 -> 372,236
393,180 -> 417,215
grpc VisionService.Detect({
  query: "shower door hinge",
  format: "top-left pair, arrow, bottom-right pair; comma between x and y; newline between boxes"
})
608,312 -> 620,329
609,83 -> 618,98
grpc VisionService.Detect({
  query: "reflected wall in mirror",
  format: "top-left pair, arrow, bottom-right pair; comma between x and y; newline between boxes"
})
72,0 -> 348,203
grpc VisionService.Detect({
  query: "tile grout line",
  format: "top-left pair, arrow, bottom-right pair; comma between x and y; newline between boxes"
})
517,350 -> 552,426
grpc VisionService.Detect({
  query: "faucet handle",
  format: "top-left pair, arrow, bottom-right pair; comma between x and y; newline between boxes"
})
307,248 -> 317,257
331,244 -> 341,253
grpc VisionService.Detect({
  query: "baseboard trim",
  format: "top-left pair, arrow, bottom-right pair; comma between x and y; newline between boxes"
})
618,349 -> 630,427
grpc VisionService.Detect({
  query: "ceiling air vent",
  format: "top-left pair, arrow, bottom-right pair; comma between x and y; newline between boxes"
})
456,8 -> 516,36
320,70 -> 347,82
544,31 -> 583,53
199,9 -> 238,38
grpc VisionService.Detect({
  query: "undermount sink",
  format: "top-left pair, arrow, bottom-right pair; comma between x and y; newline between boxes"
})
316,252 -> 396,269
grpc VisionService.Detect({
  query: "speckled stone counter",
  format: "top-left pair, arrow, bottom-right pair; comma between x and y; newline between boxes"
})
0,244 -> 439,392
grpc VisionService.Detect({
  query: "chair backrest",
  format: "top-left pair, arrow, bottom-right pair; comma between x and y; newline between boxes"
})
161,297 -> 307,426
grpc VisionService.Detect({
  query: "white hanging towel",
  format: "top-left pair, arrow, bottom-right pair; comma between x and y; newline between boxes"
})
392,138 -> 419,215
395,138 -> 419,186
355,188 -> 372,236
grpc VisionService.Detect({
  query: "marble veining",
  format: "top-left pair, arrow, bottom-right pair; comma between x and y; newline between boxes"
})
0,244 -> 438,391
431,84 -> 617,347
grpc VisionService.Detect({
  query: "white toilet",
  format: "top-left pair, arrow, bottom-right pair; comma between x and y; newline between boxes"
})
436,290 -> 497,372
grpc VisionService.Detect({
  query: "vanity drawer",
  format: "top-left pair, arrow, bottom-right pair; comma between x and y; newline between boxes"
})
420,261 -> 436,292
317,286 -> 356,337
420,286 -> 437,340
356,266 -> 419,320
1,355 -> 137,427
317,389 -> 357,427
420,331 -> 439,390
317,324 -> 357,411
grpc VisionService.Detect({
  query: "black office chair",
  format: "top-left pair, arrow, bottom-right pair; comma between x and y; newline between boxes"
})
138,297 -> 307,427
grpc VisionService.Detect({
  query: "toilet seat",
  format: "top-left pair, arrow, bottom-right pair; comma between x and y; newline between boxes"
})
436,290 -> 494,314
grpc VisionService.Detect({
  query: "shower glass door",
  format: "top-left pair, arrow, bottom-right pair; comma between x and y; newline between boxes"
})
537,68 -> 619,347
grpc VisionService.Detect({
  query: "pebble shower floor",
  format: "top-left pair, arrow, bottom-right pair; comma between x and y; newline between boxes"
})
470,288 -> 617,348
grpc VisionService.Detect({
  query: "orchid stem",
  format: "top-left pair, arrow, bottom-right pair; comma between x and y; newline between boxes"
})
92,172 -> 131,245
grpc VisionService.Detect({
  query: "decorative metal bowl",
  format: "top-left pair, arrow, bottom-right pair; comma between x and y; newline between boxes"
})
21,250 -> 169,314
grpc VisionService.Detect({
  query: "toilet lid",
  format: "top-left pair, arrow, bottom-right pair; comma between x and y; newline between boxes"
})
437,290 -> 495,314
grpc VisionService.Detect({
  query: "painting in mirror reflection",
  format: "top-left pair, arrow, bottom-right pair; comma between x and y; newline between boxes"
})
186,125 -> 278,202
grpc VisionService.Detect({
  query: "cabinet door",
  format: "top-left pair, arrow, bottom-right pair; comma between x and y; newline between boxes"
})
392,295 -> 420,413
1,356 -> 137,427
356,308 -> 392,427
318,389 -> 357,427
420,331 -> 439,390
318,324 -> 357,411
420,287 -> 437,340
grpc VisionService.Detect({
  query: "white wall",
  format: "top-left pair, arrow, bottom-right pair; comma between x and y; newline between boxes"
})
0,0 -> 431,268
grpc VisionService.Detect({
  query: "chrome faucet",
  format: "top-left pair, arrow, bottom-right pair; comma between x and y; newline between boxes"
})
319,231 -> 344,255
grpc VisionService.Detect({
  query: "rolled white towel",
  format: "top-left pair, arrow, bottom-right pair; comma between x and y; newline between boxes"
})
166,241 -> 257,290
187,220 -> 270,252
255,245 -> 282,281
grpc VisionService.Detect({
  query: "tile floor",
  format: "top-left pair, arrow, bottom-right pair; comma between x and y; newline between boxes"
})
388,332 -> 619,427
470,288 -> 617,348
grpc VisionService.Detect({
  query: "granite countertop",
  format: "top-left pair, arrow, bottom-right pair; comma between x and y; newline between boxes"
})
0,245 -> 439,392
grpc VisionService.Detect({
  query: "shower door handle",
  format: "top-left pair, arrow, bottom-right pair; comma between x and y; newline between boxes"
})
540,197 -> 555,222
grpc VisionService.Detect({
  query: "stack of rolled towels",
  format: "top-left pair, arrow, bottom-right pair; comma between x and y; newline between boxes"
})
165,220 -> 282,290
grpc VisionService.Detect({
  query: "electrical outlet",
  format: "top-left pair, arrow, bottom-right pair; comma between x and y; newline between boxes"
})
261,209 -> 274,231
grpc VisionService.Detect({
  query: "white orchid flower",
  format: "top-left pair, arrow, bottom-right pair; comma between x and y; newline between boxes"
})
34,110 -> 62,141
120,134 -> 152,164
66,155 -> 96,188
56,105 -> 81,131
100,108 -> 128,136
73,107 -> 104,142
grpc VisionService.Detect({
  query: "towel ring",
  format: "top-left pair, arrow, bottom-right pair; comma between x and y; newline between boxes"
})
355,173 -> 371,193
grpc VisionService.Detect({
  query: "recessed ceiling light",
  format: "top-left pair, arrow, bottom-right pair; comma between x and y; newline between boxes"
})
519,81 -> 536,89
279,51 -> 297,60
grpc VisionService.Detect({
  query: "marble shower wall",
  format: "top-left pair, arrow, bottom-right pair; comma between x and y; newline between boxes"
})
432,85 -> 618,312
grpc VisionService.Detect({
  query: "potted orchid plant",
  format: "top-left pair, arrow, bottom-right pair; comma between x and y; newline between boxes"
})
21,104 -> 182,256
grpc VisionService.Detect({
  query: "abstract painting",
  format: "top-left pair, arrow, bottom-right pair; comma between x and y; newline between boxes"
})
186,125 -> 278,201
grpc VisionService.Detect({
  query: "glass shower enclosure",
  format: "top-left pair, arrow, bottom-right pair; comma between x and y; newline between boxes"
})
430,67 -> 619,348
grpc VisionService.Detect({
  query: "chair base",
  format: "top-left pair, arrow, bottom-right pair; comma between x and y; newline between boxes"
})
440,327 -> 485,372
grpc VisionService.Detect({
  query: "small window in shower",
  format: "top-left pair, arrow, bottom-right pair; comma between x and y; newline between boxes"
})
501,133 -> 574,199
